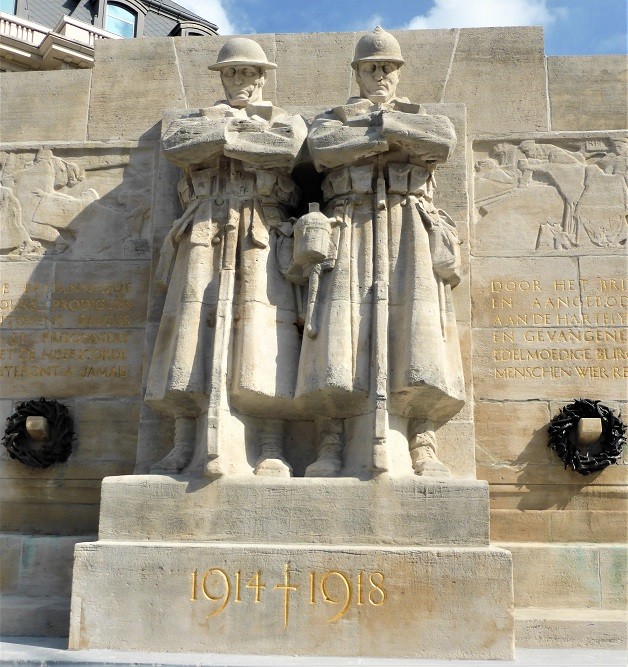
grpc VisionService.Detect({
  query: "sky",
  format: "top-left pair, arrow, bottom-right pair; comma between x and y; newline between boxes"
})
179,0 -> 627,55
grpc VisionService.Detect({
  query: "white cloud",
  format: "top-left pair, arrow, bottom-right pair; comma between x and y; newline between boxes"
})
405,0 -> 565,30
177,0 -> 237,35
351,14 -> 384,31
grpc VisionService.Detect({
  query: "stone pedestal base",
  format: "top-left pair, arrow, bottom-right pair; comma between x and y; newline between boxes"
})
69,541 -> 514,659
69,475 -> 514,659
96,475 -> 492,544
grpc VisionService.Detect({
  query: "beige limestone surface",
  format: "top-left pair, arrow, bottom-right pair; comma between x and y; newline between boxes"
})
0,27 -> 626,651
1,31 -> 622,148
69,541 -> 514,659
97,476 -> 490,545
473,133 -> 628,257
176,35 -> 278,110
75,27 -> 551,143
470,129 -> 627,545
515,608 -> 627,649
88,39 -> 186,142
1,395 -> 143,534
136,32 -> 470,484
547,56 -> 628,132
439,27 -> 548,136
0,534 -> 93,636
504,542 -> 628,648
0,141 -> 154,536
65,31 -> 508,660
504,543 -> 627,610
0,71 -> 92,143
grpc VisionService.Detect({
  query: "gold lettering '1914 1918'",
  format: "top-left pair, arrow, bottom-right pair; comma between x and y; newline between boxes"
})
190,565 -> 386,628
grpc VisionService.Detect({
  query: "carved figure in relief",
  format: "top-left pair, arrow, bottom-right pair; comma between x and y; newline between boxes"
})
145,39 -> 307,477
298,28 -> 465,477
0,148 -> 98,254
0,184 -> 30,253
518,140 -> 585,244
576,138 -> 628,248
599,138 -> 628,176
0,149 -> 153,258
474,158 -> 513,185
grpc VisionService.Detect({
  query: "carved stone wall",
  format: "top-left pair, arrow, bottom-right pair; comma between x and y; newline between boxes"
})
0,27 -> 625,640
0,142 -> 156,535
471,132 -> 627,544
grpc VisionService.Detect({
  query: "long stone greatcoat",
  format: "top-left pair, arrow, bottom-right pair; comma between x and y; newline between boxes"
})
145,102 -> 307,421
299,97 -> 465,424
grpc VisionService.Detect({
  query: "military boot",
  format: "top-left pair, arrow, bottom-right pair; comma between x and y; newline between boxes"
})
409,420 -> 451,478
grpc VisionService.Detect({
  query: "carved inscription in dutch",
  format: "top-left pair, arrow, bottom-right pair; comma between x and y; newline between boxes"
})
0,266 -> 149,397
489,278 -> 627,381
473,257 -> 627,400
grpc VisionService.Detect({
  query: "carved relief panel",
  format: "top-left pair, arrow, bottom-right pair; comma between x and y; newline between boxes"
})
474,135 -> 627,255
0,144 -> 155,259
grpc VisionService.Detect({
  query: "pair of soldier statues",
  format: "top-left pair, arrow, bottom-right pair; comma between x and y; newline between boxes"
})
145,28 -> 465,480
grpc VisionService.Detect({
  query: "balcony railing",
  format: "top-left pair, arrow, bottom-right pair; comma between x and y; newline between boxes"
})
0,12 -> 120,49
0,11 -> 122,70
0,12 -> 48,47
55,15 -> 121,47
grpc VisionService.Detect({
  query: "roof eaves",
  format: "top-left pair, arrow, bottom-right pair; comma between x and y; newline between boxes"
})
143,0 -> 218,30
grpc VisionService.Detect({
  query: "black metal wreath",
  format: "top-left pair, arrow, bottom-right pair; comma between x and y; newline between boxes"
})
547,399 -> 625,475
2,398 -> 74,469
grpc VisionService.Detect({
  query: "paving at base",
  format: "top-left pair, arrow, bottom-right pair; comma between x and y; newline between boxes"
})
0,639 -> 626,667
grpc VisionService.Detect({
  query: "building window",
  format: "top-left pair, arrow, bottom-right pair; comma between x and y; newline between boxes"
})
0,0 -> 16,14
171,20 -> 218,37
105,2 -> 137,38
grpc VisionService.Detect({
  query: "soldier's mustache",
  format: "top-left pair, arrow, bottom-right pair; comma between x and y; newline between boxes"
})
230,84 -> 257,99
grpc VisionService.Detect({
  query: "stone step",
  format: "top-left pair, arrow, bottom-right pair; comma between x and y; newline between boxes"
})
515,608 -> 628,649
496,542 -> 626,610
0,637 -> 626,667
1,638 -> 627,666
0,597 -> 69,637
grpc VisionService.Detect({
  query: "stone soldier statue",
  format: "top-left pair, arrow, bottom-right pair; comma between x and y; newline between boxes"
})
146,38 -> 307,477
298,27 -> 465,477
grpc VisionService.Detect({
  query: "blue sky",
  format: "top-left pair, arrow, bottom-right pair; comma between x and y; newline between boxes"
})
181,0 -> 627,55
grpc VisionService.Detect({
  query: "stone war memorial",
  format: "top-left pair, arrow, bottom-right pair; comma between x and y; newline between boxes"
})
0,24 -> 626,661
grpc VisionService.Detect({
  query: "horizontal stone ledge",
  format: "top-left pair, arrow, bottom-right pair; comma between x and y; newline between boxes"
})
515,608 -> 627,649
472,129 -> 628,143
98,474 -> 490,546
0,140 -> 158,150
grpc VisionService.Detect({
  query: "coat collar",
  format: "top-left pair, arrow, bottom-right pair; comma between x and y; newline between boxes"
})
213,100 -> 284,122
335,96 -> 422,117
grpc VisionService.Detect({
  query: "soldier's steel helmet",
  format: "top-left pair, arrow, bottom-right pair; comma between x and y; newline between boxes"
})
352,26 -> 405,68
209,38 -> 277,71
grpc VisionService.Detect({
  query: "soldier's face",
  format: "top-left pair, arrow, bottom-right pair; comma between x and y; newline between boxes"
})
356,61 -> 399,103
221,66 -> 265,108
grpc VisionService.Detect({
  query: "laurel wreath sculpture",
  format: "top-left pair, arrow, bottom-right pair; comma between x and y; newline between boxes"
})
2,398 -> 74,469
547,399 -> 625,476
